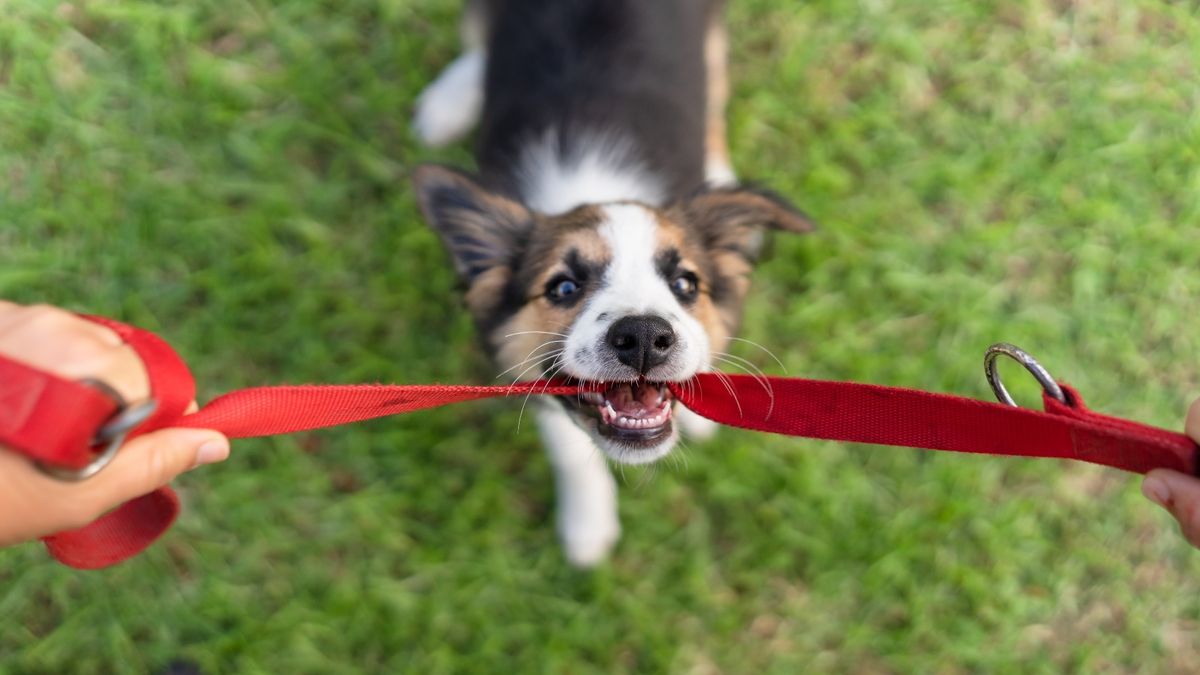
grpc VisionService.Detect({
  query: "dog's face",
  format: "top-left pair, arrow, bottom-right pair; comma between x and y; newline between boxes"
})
413,166 -> 812,464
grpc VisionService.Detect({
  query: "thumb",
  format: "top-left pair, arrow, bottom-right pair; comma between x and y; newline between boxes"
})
87,427 -> 230,507
1142,469 -> 1200,547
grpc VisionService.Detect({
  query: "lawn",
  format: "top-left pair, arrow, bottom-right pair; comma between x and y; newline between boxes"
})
2,0 -> 1199,672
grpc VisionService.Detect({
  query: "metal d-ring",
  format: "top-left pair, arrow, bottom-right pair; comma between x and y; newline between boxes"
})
984,343 -> 1067,408
36,379 -> 159,482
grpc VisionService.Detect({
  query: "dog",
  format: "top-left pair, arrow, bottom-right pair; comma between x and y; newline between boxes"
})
410,0 -> 813,566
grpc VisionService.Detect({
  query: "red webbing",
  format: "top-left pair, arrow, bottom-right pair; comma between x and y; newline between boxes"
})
0,354 -> 118,469
669,376 -> 1198,476
176,382 -> 586,438
1,317 -> 1195,569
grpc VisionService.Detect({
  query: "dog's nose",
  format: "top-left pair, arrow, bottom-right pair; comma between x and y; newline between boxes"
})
607,315 -> 676,374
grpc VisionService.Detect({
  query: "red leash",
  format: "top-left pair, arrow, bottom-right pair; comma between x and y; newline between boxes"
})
1,317 -> 1196,569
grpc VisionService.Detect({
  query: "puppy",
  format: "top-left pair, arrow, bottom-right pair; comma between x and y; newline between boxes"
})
411,0 -> 812,566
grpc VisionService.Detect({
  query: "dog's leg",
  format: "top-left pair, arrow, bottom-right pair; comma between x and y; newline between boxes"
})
536,404 -> 621,568
704,17 -> 736,186
412,1 -> 487,147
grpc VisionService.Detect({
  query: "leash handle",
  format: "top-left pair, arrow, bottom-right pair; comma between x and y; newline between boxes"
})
38,316 -> 197,568
0,315 -> 198,567
1,315 -> 1196,569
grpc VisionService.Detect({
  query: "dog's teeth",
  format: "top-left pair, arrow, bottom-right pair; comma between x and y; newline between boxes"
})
600,397 -> 675,431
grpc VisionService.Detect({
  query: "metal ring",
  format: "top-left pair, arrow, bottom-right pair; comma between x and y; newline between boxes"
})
36,379 -> 158,482
984,343 -> 1066,408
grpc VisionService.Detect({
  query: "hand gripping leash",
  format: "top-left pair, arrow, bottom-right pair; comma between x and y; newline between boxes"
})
1,316 -> 1195,569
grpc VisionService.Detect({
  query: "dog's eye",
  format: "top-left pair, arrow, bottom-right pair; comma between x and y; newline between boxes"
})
670,272 -> 698,300
546,276 -> 581,302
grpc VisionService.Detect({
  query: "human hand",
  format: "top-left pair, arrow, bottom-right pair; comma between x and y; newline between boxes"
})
1142,398 -> 1200,547
0,302 -> 229,546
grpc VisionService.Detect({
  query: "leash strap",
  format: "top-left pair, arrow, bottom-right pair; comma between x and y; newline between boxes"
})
1,317 -> 1195,569
0,354 -> 119,469
175,382 -> 586,437
669,376 -> 1198,476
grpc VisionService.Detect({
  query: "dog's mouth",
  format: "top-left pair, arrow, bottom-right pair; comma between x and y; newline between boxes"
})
559,380 -> 674,448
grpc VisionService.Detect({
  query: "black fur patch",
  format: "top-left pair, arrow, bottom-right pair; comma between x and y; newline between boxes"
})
477,0 -> 717,200
654,248 -> 683,281
564,248 -> 603,287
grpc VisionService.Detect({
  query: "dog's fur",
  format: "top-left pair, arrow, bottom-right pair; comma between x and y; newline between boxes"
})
412,0 -> 812,566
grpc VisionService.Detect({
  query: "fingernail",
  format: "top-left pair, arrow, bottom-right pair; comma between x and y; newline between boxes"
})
1142,475 -> 1170,508
194,438 -> 230,468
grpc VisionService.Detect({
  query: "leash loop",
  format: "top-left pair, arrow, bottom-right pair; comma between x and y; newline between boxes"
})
35,378 -> 159,482
984,343 -> 1067,408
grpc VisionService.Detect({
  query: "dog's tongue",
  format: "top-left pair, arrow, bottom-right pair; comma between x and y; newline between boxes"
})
605,381 -> 665,417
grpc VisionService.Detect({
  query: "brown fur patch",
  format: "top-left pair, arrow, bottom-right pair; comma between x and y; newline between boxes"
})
654,211 -> 734,352
672,186 -> 814,337
684,185 -> 817,335
704,250 -> 753,338
491,304 -> 574,381
704,17 -> 731,177
517,206 -> 609,282
487,207 -> 614,378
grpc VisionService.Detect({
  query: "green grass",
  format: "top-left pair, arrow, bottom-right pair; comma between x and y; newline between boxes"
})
2,0 -> 1199,672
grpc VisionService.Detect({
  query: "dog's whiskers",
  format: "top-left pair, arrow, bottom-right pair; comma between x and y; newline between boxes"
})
496,340 -> 567,380
682,374 -> 696,402
632,460 -> 658,490
713,351 -> 775,419
503,330 -> 569,339
709,369 -> 744,418
505,351 -> 564,387
505,349 -> 565,397
671,436 -> 692,473
516,354 -> 567,432
727,336 -> 788,374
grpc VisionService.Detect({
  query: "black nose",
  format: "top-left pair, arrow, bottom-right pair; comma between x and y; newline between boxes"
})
607,315 -> 676,374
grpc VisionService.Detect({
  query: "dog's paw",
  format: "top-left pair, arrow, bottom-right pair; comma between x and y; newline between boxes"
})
677,406 -> 719,441
560,510 -> 621,568
412,51 -> 485,148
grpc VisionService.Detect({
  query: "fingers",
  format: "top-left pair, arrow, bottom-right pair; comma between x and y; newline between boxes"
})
1186,398 -> 1200,444
0,303 -> 150,402
78,428 -> 230,518
0,426 -> 230,545
59,342 -> 150,403
1143,469 -> 1200,548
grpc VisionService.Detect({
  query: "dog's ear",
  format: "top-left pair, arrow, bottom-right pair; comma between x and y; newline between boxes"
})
683,185 -> 814,261
412,165 -> 534,282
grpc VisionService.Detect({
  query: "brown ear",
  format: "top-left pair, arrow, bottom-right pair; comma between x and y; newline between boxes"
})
684,185 -> 815,261
412,165 -> 533,281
